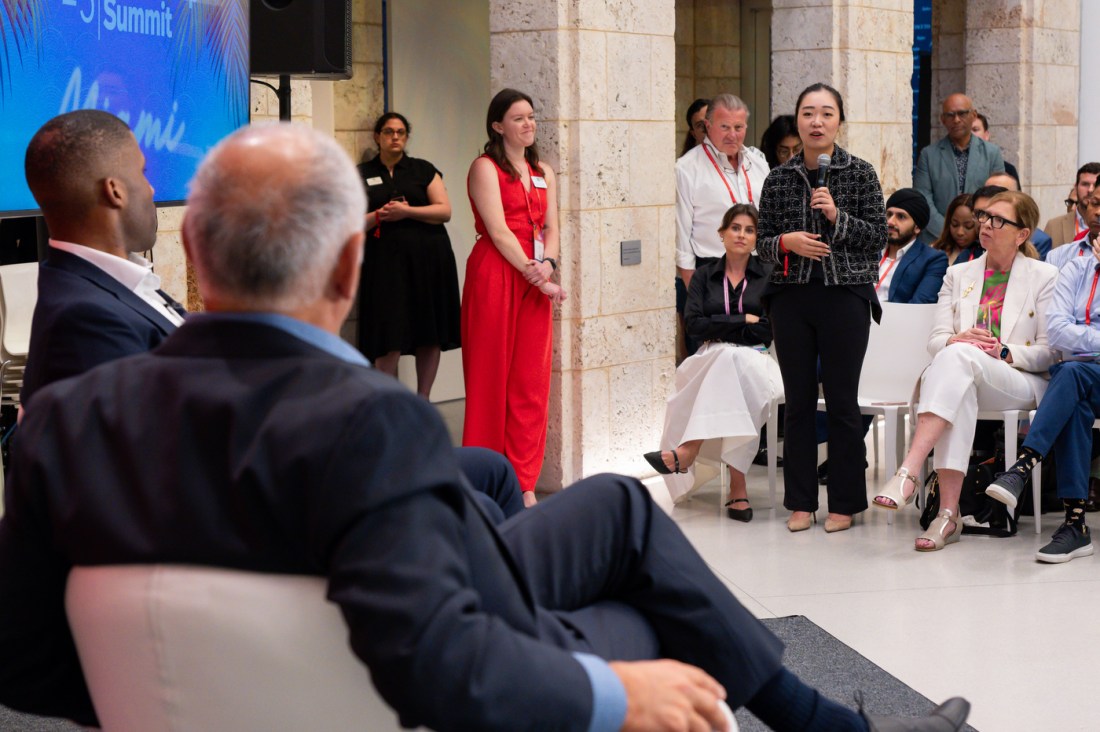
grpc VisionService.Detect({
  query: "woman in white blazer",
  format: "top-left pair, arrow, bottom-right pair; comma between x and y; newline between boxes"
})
872,191 -> 1058,551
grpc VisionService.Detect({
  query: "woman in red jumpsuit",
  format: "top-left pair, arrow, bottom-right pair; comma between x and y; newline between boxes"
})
463,88 -> 567,507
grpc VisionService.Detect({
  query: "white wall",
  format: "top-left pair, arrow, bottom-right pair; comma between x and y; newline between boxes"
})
388,0 -> 490,401
1081,0 -> 1099,166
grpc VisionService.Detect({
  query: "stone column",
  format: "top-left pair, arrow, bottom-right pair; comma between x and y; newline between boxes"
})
771,0 -> 914,194
964,0 -> 1080,222
489,0 -> 677,489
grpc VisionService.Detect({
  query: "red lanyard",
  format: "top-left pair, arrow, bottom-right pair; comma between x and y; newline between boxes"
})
875,251 -> 899,290
702,144 -> 754,205
724,274 -> 746,315
1086,267 -> 1100,326
521,162 -> 544,230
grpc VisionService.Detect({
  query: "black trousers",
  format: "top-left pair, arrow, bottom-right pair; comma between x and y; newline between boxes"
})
769,282 -> 871,515
499,474 -> 785,709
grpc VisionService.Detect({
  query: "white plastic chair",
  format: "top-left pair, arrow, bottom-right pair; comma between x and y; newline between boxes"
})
816,303 -> 938,522
66,564 -> 738,732
66,564 -> 414,732
0,262 -> 37,407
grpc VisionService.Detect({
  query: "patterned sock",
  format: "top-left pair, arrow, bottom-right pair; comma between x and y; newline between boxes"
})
1007,446 -> 1042,478
1064,499 -> 1088,532
745,668 -> 867,731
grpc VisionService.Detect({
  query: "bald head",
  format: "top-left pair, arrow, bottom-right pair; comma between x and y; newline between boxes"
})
940,94 -> 976,146
183,123 -> 366,314
985,173 -> 1018,191
25,110 -> 157,254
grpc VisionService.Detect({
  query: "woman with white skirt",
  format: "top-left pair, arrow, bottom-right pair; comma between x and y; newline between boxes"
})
645,203 -> 783,520
872,191 -> 1059,551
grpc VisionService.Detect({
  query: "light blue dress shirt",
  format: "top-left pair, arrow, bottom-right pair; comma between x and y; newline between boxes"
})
1047,253 -> 1100,354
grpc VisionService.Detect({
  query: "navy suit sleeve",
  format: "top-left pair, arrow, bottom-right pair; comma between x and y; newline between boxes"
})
910,248 -> 948,304
313,391 -> 594,732
22,300 -> 159,406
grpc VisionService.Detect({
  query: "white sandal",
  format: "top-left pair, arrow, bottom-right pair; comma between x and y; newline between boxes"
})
915,508 -> 961,552
872,468 -> 920,510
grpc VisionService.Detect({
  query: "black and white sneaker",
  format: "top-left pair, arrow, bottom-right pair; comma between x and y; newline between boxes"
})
1036,523 -> 1094,564
986,470 -> 1026,511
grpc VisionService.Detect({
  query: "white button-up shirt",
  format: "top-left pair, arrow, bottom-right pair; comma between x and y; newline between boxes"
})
877,239 -> 916,299
50,239 -> 185,326
675,139 -> 770,270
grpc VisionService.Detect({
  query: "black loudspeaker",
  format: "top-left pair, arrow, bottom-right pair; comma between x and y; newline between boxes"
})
250,0 -> 352,79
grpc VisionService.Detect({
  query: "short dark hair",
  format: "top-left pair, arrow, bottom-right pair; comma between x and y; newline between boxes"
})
25,110 -> 133,215
760,115 -> 799,169
971,184 -> 1007,204
373,112 -> 411,136
795,83 -> 845,123
1077,162 -> 1100,184
974,112 -> 989,131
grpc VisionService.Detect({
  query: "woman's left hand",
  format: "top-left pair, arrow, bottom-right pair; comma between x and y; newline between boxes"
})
810,187 -> 838,224
539,280 -> 568,304
524,260 -> 553,286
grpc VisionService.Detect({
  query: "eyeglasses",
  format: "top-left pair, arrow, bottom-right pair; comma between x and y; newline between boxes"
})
691,121 -> 708,132
941,110 -> 973,120
379,128 -> 407,138
974,209 -> 1024,230
1066,198 -> 1079,208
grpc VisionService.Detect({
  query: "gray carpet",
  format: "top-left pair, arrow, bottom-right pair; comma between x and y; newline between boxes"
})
2,615 -> 976,731
736,615 -> 977,731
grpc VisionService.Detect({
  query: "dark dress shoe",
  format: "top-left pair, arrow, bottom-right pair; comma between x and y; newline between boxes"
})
862,696 -> 970,731
724,498 -> 752,522
752,447 -> 783,467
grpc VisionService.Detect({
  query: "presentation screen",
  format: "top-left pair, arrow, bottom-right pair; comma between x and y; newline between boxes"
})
0,0 -> 249,216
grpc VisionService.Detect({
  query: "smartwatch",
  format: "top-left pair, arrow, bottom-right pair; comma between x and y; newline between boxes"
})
1000,345 -> 1011,361
543,257 -> 558,272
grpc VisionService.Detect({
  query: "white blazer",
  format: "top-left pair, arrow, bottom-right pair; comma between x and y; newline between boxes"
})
928,251 -> 1059,376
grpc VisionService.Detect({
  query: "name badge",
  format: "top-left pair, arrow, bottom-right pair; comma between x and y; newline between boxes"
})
531,176 -> 547,189
366,176 -> 383,186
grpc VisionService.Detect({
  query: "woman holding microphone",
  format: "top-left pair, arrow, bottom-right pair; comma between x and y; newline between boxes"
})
756,83 -> 887,533
463,89 -> 566,507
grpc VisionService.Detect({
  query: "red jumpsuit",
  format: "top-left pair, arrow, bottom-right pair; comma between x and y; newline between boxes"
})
461,156 -> 552,493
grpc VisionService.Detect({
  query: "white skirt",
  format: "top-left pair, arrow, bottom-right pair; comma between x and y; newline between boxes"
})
659,342 -> 784,503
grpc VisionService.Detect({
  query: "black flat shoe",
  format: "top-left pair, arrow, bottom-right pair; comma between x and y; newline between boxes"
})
725,498 -> 753,522
643,450 -> 684,475
751,448 -> 783,467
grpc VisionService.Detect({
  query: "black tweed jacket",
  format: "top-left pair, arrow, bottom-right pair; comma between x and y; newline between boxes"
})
755,146 -> 886,286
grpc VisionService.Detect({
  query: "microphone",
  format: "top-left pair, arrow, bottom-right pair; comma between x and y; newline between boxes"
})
815,154 -> 831,188
812,153 -> 831,232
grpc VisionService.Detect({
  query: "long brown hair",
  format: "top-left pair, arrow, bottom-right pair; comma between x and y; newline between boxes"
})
483,88 -> 541,181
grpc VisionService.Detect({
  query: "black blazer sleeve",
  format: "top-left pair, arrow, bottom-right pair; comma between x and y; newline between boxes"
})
684,265 -> 773,347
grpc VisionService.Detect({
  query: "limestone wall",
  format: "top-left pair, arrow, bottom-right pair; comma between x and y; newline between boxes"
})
489,0 -> 678,488
771,0 -> 915,195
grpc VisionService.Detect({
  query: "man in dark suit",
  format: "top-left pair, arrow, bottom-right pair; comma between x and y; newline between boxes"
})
0,123 -> 969,732
1044,163 -> 1100,251
913,93 -> 1005,243
18,110 -> 522,521
878,188 -> 947,304
20,110 -> 185,407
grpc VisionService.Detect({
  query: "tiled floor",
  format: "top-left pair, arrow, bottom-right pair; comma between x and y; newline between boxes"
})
437,399 -> 1096,732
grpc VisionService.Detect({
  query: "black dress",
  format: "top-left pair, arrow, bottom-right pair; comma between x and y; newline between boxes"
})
357,155 -> 461,360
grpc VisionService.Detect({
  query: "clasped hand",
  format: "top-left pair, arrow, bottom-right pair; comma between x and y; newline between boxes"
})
375,200 -> 411,222
950,328 -> 1001,358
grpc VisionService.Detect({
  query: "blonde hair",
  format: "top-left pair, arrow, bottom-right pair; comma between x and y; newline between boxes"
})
987,191 -> 1040,260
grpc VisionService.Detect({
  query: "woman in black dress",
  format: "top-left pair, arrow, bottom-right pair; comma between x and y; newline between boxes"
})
358,112 -> 461,398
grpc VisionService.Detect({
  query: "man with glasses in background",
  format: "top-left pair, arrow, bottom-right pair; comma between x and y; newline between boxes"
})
1046,163 -> 1100,251
914,93 -> 1006,243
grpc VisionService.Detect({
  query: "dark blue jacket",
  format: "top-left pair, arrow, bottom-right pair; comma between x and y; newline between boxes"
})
885,241 -> 948,304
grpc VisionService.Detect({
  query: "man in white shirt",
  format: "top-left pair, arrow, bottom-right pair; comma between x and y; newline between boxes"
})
20,110 -> 184,407
675,93 -> 770,291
